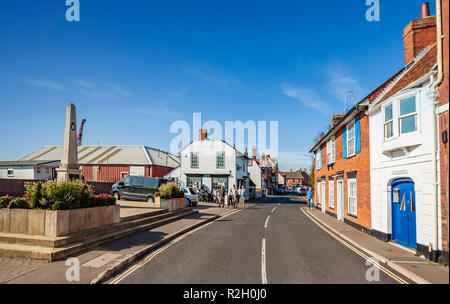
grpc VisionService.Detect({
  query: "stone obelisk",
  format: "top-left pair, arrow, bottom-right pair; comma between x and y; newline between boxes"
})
56,103 -> 81,181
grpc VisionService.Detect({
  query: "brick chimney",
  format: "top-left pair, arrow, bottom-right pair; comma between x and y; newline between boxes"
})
252,146 -> 257,161
403,2 -> 436,66
199,129 -> 207,141
332,114 -> 345,128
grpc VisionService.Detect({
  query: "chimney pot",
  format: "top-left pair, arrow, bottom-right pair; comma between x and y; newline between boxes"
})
421,2 -> 430,18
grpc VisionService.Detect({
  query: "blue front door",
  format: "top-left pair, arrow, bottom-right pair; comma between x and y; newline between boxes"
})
391,179 -> 417,249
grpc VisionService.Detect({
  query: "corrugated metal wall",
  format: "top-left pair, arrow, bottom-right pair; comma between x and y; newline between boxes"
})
81,164 -> 173,182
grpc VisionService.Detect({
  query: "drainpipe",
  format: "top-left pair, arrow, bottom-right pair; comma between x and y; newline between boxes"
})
426,0 -> 445,260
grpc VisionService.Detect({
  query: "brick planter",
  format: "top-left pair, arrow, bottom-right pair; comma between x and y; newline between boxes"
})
155,197 -> 186,211
0,205 -> 120,237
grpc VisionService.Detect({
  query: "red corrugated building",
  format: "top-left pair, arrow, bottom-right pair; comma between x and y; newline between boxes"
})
20,146 -> 180,183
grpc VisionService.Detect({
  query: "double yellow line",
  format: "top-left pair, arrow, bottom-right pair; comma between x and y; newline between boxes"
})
301,208 -> 409,284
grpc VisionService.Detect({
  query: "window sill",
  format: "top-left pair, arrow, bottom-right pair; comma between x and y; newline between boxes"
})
347,213 -> 358,219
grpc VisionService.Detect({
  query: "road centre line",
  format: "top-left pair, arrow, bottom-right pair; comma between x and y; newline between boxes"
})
261,238 -> 267,284
271,206 -> 277,213
264,215 -> 270,229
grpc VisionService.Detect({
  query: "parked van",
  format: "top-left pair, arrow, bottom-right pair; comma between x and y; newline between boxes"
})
111,176 -> 168,202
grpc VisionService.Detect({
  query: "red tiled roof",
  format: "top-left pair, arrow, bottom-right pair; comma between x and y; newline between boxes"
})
373,43 -> 437,107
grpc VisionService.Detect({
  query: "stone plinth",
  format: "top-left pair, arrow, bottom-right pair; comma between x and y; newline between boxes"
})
0,205 -> 120,237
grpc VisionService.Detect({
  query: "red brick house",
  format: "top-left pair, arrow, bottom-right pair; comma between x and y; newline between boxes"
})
310,105 -> 373,232
282,169 -> 309,189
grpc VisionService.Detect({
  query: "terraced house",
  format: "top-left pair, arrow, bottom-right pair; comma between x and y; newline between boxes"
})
310,106 -> 372,233
310,2 -> 448,262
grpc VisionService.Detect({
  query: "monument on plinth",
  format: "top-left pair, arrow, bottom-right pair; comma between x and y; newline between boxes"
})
56,103 -> 81,181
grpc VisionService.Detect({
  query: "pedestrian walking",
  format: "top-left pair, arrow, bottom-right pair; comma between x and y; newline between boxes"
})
218,186 -> 225,208
239,185 -> 246,208
307,187 -> 314,209
228,186 -> 234,208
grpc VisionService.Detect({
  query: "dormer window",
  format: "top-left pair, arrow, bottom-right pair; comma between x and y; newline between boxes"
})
399,96 -> 417,134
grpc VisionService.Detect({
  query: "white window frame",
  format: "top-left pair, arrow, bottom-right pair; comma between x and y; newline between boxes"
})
384,103 -> 394,139
317,180 -> 321,205
347,120 -> 356,157
398,96 -> 418,135
7,169 -> 14,177
327,136 -> 335,164
216,151 -> 225,169
347,178 -> 357,216
315,150 -> 321,169
329,179 -> 334,209
190,152 -> 199,169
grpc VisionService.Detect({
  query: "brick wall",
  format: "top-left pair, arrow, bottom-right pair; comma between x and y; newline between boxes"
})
438,0 -> 449,256
403,16 -> 437,65
314,112 -> 371,230
0,179 -> 114,196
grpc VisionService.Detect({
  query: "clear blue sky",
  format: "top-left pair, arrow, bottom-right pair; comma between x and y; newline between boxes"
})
0,0 -> 435,170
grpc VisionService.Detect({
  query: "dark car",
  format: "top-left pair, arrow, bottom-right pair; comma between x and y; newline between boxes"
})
111,176 -> 168,202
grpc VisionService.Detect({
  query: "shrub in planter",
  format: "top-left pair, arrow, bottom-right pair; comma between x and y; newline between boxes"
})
0,195 -> 13,208
93,193 -> 116,207
24,179 -> 95,210
158,182 -> 184,199
8,197 -> 30,209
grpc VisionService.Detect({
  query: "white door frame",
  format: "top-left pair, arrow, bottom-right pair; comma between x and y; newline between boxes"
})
337,177 -> 344,221
321,181 -> 326,213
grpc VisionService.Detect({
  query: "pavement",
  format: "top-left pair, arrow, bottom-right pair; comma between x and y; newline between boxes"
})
1,201 -> 249,284
2,194 -> 447,284
303,206 -> 449,284
111,195 -> 414,284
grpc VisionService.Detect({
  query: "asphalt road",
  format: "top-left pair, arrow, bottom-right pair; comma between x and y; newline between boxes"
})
115,195 -> 407,284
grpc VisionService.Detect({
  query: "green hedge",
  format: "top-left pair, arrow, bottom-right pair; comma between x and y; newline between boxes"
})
0,180 -> 116,210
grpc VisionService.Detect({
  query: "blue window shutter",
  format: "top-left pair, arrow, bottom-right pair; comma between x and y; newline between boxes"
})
355,115 -> 361,154
343,127 -> 347,159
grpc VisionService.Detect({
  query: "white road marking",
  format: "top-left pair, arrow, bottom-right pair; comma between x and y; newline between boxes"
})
261,238 -> 267,284
270,206 -> 277,213
108,207 -> 245,284
264,215 -> 270,228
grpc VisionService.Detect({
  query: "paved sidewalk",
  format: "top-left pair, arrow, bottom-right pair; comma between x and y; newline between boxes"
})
2,202 -> 250,284
303,207 -> 449,284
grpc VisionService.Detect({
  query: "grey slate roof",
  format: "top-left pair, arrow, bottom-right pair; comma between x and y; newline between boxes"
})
20,146 -> 180,168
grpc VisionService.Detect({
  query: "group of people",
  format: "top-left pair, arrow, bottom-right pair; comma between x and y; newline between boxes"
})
214,185 -> 246,209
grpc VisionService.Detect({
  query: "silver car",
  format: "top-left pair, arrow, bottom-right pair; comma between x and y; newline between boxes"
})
182,187 -> 199,207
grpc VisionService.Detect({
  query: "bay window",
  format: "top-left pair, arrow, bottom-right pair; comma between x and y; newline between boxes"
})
399,96 -> 417,134
384,104 -> 393,139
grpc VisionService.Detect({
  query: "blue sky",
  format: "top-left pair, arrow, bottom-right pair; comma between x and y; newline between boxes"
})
0,0 -> 435,170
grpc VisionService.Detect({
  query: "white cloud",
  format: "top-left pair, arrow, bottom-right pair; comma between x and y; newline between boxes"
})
184,67 -> 241,88
25,79 -> 65,92
326,61 -> 362,105
73,79 -> 130,98
281,83 -> 330,114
